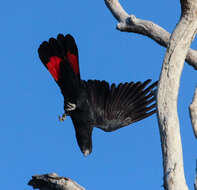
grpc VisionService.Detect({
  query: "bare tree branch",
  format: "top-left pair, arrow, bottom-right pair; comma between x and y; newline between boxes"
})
189,87 -> 197,138
195,160 -> 197,190
28,173 -> 86,190
104,0 -> 197,70
156,0 -> 197,189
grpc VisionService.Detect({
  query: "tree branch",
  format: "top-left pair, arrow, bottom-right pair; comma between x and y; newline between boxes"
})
189,87 -> 197,138
104,0 -> 197,70
28,173 -> 86,190
156,0 -> 197,189
195,160 -> 197,190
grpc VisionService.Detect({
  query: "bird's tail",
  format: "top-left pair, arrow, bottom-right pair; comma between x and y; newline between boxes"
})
38,34 -> 81,103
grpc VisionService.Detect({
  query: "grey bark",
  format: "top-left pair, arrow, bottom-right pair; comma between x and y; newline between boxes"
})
189,87 -> 197,138
195,160 -> 197,190
156,0 -> 197,189
104,0 -> 197,70
28,173 -> 86,190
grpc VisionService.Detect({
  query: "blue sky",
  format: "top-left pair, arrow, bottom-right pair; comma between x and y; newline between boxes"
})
1,0 -> 197,189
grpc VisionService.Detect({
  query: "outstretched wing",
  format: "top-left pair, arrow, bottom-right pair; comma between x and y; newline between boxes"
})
84,79 -> 157,132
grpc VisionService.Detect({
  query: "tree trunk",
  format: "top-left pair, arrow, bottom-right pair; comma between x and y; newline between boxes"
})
157,0 -> 197,189
189,87 -> 197,138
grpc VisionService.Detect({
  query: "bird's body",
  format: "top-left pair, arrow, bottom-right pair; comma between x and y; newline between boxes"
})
38,34 -> 157,156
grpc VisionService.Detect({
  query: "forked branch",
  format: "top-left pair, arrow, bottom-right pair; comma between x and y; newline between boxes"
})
104,0 -> 197,70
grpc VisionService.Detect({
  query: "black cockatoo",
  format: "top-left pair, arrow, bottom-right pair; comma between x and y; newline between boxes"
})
38,34 -> 157,156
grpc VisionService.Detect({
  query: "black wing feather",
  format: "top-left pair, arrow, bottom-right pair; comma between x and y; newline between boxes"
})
85,79 -> 157,132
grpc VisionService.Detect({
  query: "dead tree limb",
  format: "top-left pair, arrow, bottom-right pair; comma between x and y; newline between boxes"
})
104,0 -> 197,70
195,160 -> 197,190
156,0 -> 197,189
28,173 -> 86,190
189,87 -> 197,138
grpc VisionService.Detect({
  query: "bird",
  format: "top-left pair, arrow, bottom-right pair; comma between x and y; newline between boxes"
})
38,33 -> 157,156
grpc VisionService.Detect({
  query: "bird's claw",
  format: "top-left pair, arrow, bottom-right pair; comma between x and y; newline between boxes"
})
59,113 -> 67,122
65,102 -> 76,111
59,102 -> 76,122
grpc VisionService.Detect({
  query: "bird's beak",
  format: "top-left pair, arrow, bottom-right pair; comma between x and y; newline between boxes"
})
83,149 -> 91,157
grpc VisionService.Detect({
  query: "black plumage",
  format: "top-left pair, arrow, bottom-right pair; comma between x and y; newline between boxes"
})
38,34 -> 157,156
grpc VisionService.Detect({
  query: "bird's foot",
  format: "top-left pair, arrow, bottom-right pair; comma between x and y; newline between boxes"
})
59,113 -> 67,122
59,102 -> 76,122
65,102 -> 76,111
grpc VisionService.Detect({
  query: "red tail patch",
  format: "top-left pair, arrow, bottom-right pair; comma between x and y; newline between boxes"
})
66,52 -> 79,75
46,56 -> 62,81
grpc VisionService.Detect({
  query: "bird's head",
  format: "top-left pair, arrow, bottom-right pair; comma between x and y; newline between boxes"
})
74,125 -> 93,157
82,147 -> 92,157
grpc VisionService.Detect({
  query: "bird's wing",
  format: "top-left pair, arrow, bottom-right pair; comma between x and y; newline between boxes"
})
84,79 -> 157,132
38,34 -> 81,103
